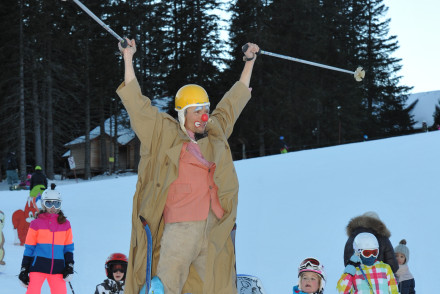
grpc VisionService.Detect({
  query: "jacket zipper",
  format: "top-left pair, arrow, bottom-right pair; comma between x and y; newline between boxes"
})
50,228 -> 55,274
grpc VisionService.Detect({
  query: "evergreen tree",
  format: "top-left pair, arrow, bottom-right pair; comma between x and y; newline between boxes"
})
433,100 -> 440,129
224,0 -> 269,158
353,0 -> 413,137
165,0 -> 224,113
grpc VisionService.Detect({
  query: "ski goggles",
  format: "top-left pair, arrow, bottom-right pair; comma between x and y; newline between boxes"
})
299,258 -> 323,271
360,249 -> 379,258
112,268 -> 125,273
194,105 -> 210,112
43,200 -> 61,209
112,264 -> 126,273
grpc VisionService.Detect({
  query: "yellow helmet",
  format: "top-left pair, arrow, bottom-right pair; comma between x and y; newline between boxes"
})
174,84 -> 210,111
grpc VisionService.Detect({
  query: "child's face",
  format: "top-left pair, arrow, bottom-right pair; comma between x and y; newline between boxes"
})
112,268 -> 125,282
300,272 -> 320,293
395,252 -> 406,265
47,207 -> 58,214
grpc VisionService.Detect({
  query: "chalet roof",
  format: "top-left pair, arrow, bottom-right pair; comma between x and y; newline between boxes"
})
64,110 -> 135,147
63,96 -> 172,151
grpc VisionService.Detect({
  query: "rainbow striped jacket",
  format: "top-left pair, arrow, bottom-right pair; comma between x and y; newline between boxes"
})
21,212 -> 74,274
337,261 -> 398,294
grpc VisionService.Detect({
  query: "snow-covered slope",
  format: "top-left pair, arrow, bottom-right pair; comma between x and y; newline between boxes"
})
0,131 -> 438,293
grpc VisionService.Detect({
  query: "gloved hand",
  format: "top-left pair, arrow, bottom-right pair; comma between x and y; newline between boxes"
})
349,253 -> 361,266
344,253 -> 361,275
149,276 -> 164,294
63,263 -> 74,282
18,267 -> 30,287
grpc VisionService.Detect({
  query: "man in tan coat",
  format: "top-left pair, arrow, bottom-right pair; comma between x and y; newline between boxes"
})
117,39 -> 259,294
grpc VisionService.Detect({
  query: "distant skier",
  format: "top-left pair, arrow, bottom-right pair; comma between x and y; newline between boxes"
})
5,151 -> 19,189
293,257 -> 326,294
30,166 -> 48,191
343,211 -> 398,273
95,253 -> 127,294
337,232 -> 398,293
0,210 -> 5,266
422,121 -> 428,132
18,184 -> 74,293
117,39 -> 260,294
279,136 -> 288,154
11,174 -> 32,191
29,165 -> 48,201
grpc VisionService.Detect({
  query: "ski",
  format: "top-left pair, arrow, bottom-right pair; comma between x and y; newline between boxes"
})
139,216 -> 153,294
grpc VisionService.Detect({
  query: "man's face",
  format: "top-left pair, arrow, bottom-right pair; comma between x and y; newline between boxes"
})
184,105 -> 209,134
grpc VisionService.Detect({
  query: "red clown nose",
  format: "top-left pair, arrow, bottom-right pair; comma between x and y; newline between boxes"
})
201,114 -> 209,122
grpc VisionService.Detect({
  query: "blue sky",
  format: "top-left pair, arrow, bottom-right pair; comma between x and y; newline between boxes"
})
384,0 -> 440,93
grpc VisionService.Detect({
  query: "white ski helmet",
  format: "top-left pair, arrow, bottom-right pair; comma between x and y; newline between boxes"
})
353,232 -> 379,253
297,257 -> 326,292
41,183 -> 62,211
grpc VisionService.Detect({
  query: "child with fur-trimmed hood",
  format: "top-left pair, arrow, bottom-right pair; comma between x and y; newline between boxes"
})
343,211 -> 398,273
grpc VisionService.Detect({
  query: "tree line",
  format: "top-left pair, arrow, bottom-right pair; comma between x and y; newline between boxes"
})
0,0 -> 416,180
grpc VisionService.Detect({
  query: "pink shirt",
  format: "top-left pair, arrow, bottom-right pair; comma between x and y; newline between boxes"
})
163,136 -> 224,223
186,130 -> 213,168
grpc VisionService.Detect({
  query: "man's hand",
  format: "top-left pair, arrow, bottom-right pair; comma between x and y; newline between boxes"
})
119,38 -> 138,84
239,42 -> 259,87
118,38 -> 137,59
62,263 -> 74,282
18,267 -> 30,287
243,43 -> 260,61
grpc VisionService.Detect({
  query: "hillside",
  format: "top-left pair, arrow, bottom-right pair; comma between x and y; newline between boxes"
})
0,131 -> 439,293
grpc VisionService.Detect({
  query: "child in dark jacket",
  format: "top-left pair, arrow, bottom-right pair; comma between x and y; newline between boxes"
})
293,257 -> 326,294
95,253 -> 127,294
394,239 -> 416,294
18,184 -> 74,293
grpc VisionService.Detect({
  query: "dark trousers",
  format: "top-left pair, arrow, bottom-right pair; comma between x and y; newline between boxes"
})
398,278 -> 415,294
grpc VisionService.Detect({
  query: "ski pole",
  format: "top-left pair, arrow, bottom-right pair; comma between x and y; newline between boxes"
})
62,0 -> 128,48
68,281 -> 76,294
242,44 -> 365,82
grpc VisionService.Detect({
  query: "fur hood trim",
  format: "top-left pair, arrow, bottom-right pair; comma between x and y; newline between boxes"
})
346,215 -> 391,238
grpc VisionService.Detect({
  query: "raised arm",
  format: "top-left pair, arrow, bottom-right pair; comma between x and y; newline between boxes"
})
118,38 -> 137,85
239,42 -> 260,87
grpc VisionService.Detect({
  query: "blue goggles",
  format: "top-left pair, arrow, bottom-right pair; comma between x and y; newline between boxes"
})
44,200 -> 61,209
194,105 -> 210,112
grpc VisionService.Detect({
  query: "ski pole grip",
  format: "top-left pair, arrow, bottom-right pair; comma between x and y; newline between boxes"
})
120,38 -> 128,48
241,43 -> 260,55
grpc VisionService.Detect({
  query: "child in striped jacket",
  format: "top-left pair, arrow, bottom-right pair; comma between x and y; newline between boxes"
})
337,232 -> 398,294
18,184 -> 74,294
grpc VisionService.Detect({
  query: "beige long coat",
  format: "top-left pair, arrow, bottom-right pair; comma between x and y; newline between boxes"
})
116,79 -> 251,294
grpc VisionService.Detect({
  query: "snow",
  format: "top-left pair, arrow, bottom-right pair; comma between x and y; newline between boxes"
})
1,131 -> 439,294
406,90 -> 440,128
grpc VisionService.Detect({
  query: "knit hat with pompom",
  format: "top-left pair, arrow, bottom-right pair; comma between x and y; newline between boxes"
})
394,239 -> 410,263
